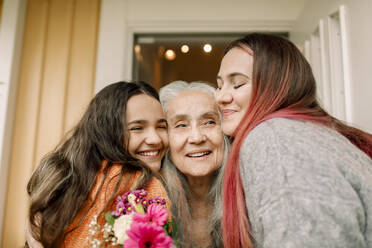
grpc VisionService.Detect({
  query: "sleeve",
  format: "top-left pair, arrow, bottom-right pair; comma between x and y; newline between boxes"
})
63,165 -> 125,248
239,121 -> 367,248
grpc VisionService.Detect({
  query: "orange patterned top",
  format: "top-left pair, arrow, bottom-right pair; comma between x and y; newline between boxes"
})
61,162 -> 170,248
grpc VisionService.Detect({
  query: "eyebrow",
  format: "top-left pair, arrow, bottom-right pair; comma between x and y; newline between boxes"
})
201,111 -> 219,119
217,72 -> 251,81
170,114 -> 188,122
128,119 -> 167,125
170,111 -> 219,122
128,120 -> 147,125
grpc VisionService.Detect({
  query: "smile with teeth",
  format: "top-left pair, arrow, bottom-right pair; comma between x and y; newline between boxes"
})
137,150 -> 160,157
186,151 -> 211,158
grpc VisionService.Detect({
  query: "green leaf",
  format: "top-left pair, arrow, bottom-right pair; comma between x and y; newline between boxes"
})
104,211 -> 115,226
164,218 -> 178,238
170,217 -> 178,237
164,222 -> 170,235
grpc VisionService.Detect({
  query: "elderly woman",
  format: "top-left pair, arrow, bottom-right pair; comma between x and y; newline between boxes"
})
159,81 -> 228,248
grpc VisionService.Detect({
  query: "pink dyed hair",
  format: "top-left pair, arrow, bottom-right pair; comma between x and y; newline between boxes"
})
222,33 -> 372,248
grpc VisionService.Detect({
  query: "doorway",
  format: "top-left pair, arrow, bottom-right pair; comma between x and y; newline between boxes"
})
132,32 -> 288,90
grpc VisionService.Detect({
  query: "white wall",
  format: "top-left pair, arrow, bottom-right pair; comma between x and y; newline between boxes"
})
291,0 -> 372,132
125,0 -> 306,21
0,0 -> 26,243
95,0 -> 308,93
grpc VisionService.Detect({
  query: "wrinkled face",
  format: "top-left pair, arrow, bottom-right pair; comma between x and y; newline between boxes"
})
167,90 -> 224,179
216,47 -> 254,137
126,94 -> 168,171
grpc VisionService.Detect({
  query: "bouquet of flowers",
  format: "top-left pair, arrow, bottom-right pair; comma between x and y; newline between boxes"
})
87,189 -> 176,248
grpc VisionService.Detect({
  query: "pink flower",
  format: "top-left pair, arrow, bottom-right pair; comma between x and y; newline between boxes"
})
114,201 -> 126,217
132,204 -> 168,226
124,223 -> 173,248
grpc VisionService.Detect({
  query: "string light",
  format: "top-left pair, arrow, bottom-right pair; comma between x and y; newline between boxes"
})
181,45 -> 189,53
134,44 -> 141,53
203,44 -> 212,53
165,49 -> 176,60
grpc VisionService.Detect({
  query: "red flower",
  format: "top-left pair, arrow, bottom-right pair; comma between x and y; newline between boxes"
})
132,204 -> 168,226
124,222 -> 173,248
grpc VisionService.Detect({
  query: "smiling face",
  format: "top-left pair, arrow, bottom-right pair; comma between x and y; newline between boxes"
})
216,47 -> 254,137
166,90 -> 224,179
126,94 -> 169,171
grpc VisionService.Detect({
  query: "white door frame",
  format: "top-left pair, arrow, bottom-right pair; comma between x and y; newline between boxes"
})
94,0 -> 294,93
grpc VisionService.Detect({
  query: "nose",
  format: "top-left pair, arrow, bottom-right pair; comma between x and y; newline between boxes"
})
145,128 -> 162,145
188,126 -> 206,144
216,86 -> 233,105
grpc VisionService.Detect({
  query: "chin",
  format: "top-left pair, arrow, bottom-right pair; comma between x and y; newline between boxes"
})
222,125 -> 235,137
146,161 -> 161,172
188,170 -> 215,178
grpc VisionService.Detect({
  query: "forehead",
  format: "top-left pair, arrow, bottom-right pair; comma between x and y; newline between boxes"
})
218,47 -> 254,77
167,90 -> 217,118
126,94 -> 164,120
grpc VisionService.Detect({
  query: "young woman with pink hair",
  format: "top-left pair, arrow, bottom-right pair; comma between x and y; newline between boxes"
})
216,33 -> 372,248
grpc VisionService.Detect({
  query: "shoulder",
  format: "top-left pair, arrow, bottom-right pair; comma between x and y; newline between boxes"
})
243,117 -> 339,145
238,118 -> 372,246
89,163 -> 123,200
239,117 -> 371,178
238,118 -> 372,213
145,176 -> 172,213
240,117 -> 366,162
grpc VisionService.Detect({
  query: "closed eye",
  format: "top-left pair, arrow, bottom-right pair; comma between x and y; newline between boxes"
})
233,83 -> 246,89
158,124 -> 167,129
129,126 -> 143,131
175,123 -> 187,128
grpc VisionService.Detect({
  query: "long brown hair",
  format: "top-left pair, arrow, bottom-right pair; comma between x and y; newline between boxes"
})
221,33 -> 372,247
27,81 -> 161,247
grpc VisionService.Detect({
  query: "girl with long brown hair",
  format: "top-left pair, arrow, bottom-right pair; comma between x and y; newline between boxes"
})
216,33 -> 372,248
27,81 -> 169,247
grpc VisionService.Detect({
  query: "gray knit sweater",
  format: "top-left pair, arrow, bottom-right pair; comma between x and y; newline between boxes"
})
240,118 -> 372,248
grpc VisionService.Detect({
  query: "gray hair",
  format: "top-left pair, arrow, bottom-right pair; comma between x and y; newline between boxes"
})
159,80 -> 216,114
161,135 -> 229,247
159,80 -> 228,247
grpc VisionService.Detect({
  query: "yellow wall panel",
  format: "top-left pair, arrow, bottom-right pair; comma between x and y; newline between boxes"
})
2,0 -> 100,246
34,0 -> 75,164
64,0 -> 99,131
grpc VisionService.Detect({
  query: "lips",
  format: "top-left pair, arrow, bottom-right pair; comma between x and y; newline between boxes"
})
186,150 -> 212,158
221,109 -> 237,117
137,150 -> 161,159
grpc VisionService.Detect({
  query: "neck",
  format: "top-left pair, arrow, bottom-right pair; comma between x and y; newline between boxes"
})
186,175 -> 214,248
186,175 -> 213,201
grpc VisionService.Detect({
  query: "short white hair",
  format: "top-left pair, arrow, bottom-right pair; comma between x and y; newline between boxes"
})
159,80 -> 216,114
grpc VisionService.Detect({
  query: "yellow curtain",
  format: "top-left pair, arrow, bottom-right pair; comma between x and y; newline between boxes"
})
1,0 -> 100,246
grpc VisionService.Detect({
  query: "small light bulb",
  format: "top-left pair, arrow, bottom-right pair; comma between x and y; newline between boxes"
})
203,44 -> 212,53
134,44 -> 141,53
181,45 -> 189,53
165,49 -> 176,60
